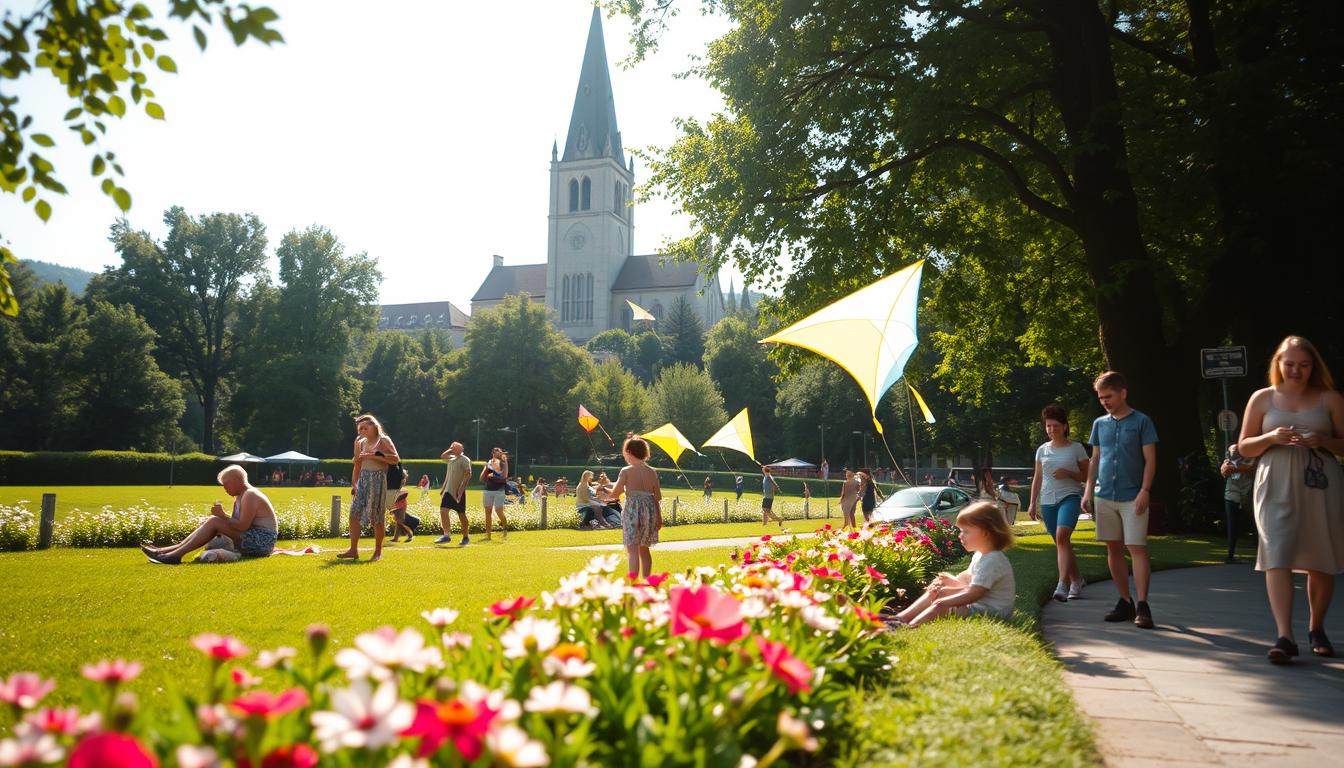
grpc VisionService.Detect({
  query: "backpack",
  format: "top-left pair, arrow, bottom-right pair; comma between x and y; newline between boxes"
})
375,449 -> 407,489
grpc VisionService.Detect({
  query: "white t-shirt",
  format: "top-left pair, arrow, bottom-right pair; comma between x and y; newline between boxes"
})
1035,440 -> 1089,505
968,550 -> 1015,618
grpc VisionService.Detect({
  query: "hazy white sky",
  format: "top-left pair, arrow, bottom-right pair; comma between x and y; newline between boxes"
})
2,0 -> 742,309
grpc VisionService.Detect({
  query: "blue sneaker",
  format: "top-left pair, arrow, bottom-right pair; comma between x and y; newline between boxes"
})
434,535 -> 452,544
459,536 -> 470,547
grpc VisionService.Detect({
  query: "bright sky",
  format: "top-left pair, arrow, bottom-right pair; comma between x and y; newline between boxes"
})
2,0 -> 743,309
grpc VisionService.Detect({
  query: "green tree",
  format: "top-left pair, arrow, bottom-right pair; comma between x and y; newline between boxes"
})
774,361 -> 875,469
229,226 -> 381,456
0,284 -> 88,448
0,1 -> 282,316
631,329 -> 667,384
566,358 -> 651,460
356,331 -> 450,458
90,207 -> 268,452
586,328 -> 636,365
703,313 -> 780,460
77,300 -> 186,450
647,362 -> 727,447
662,295 -> 705,367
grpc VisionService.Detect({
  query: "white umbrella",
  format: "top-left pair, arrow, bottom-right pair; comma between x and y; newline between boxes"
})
264,451 -> 320,464
218,452 -> 266,463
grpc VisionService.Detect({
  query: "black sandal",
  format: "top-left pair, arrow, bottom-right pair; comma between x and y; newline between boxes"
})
1308,629 -> 1335,657
1267,636 -> 1299,665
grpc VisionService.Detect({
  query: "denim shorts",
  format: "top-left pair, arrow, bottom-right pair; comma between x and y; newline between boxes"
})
482,489 -> 506,507
1040,495 -> 1082,539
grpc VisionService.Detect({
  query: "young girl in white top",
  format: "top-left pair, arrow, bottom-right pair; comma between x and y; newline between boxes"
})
893,502 -> 1016,627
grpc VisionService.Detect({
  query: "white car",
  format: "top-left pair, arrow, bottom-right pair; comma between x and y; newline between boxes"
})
872,485 -> 974,524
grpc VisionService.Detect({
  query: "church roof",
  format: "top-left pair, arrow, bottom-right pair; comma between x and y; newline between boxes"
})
562,7 -> 624,166
378,300 -> 470,330
610,254 -> 700,291
471,263 -> 547,302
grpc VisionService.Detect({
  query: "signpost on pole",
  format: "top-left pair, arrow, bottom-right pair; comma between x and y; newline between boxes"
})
1201,346 -> 1248,457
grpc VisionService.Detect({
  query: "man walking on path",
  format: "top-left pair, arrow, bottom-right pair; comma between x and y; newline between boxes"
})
437,442 -> 472,546
761,465 -> 784,527
1082,371 -> 1159,629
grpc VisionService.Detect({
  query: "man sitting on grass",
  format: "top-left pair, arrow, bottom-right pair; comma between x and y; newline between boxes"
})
141,465 -> 279,564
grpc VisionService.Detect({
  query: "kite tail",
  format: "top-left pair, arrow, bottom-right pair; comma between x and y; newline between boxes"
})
598,424 -> 615,446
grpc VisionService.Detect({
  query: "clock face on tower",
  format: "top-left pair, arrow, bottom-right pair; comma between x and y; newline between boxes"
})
569,232 -> 587,250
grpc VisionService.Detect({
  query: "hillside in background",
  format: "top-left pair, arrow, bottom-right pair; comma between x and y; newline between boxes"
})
26,260 -> 95,295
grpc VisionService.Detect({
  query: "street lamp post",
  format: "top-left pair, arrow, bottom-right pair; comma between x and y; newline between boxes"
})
498,426 -> 523,470
472,417 -> 485,458
852,430 -> 864,469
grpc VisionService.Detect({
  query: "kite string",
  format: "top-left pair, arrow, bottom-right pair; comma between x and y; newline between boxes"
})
878,429 -> 913,489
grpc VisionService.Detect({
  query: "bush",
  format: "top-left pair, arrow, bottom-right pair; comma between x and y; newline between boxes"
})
0,450 -> 221,485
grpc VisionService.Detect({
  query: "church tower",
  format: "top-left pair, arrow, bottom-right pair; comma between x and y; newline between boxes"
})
546,6 -> 634,344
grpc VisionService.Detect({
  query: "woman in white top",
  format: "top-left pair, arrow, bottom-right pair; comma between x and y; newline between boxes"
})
1026,403 -> 1091,601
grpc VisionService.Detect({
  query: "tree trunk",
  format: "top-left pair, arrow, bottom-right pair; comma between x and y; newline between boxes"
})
201,386 -> 217,455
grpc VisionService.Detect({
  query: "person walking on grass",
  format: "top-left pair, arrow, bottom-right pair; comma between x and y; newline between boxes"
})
436,441 -> 472,546
761,465 -> 784,527
1237,335 -> 1343,663
339,414 -> 399,562
1081,372 -> 1158,629
601,437 -> 662,578
1027,403 -> 1091,602
480,447 -> 510,541
142,465 -> 277,564
802,482 -> 811,517
840,468 -> 861,529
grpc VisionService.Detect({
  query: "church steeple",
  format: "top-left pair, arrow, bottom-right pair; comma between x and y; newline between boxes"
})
563,6 -> 624,166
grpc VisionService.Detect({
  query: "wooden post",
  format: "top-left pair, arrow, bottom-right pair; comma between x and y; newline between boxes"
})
540,496 -> 548,529
329,496 -> 341,537
38,493 -> 55,549
723,498 -> 729,523
671,497 -> 677,525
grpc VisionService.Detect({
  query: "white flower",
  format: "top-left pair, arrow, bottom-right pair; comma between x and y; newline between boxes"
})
801,605 -> 840,632
740,597 -> 770,619
582,576 -> 626,606
585,554 -> 621,574
778,590 -> 813,610
693,566 -> 718,578
524,681 -> 592,714
312,679 -> 413,752
541,588 -> 582,609
195,703 -> 237,737
175,744 -> 221,768
442,631 -> 473,649
486,724 -> 551,767
0,732 -> 63,766
635,604 -> 671,629
387,756 -> 429,768
501,617 -> 561,659
559,570 -> 592,592
336,626 -> 442,680
736,756 -> 758,768
420,608 -> 460,627
460,681 -> 522,723
542,650 -> 596,679
256,647 -> 297,669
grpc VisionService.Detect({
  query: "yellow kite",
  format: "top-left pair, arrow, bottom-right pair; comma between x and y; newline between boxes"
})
760,260 -> 925,432
640,423 -> 699,464
702,408 -> 757,464
626,300 -> 656,322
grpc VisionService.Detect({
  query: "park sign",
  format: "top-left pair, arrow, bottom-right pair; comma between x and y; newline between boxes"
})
1200,346 -> 1248,379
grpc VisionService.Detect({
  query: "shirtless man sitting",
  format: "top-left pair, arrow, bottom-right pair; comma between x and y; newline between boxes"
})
142,465 -> 279,564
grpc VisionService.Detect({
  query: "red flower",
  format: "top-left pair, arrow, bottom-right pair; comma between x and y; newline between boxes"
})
69,732 -> 158,768
191,633 -> 249,661
230,688 -> 309,718
760,534 -> 772,542
646,573 -> 670,588
755,636 -> 813,694
668,585 -> 747,644
810,566 -> 843,580
81,659 -> 142,684
852,605 -> 884,625
847,531 -> 861,540
404,697 -> 500,760
488,596 -> 536,621
865,566 -> 889,584
260,744 -> 319,768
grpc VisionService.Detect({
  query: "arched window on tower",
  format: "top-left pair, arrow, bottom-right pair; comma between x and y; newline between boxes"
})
613,182 -> 621,215
568,179 -> 578,212
581,177 -> 591,210
585,273 -> 594,321
562,275 -> 571,322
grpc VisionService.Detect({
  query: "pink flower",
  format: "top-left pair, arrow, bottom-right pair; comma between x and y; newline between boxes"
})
755,636 -> 813,694
646,573 -> 669,588
488,596 -> 536,621
191,634 -> 249,661
760,534 -> 772,542
22,706 -> 95,736
231,668 -> 262,689
865,566 -> 889,584
404,695 -> 503,760
80,659 -> 142,685
668,585 -> 747,644
0,673 -> 55,710
847,531 -> 861,540
852,605 -> 884,626
231,688 -> 309,719
810,566 -> 843,580
260,744 -> 319,768
68,732 -> 158,768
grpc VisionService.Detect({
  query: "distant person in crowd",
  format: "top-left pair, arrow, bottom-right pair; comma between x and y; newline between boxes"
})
802,482 -> 811,516
512,477 -> 527,505
923,473 -> 934,486
858,467 -> 882,523
761,465 -> 784,527
481,447 -> 510,541
704,476 -> 713,498
820,459 -> 829,482
388,489 -> 415,542
1027,403 -> 1091,602
142,465 -> 278,564
1082,371 -> 1159,629
890,502 -> 1016,627
418,473 -> 431,500
840,468 -> 861,529
946,468 -> 959,487
601,437 -> 662,578
1237,335 -> 1343,662
577,470 -> 618,529
338,414 -> 399,562
734,475 -> 744,500
555,477 -> 569,497
436,441 -> 472,546
1219,445 -> 1256,564
531,478 -> 547,503
998,477 -> 1021,523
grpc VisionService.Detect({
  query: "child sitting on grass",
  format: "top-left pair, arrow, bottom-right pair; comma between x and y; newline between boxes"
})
891,501 -> 1016,627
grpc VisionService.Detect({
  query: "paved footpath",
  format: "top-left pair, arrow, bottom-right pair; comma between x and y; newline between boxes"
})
1043,564 -> 1344,767
554,531 -> 811,552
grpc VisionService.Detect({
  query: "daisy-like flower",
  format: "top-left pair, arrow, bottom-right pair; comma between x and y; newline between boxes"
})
801,605 -> 840,632
755,636 -> 813,694
582,576 -> 626,606
20,706 -> 98,738
311,679 -> 414,752
500,616 -> 561,659
336,626 -> 443,681
230,688 -> 309,719
668,585 -> 747,644
195,704 -> 237,737
191,634 -> 249,661
485,724 -> 551,767
585,554 -> 621,574
442,631 -> 474,650
523,681 -> 592,714
420,608 -> 460,627
558,571 -> 591,592
175,744 -> 220,768
80,659 -> 142,685
0,732 -> 63,766
0,673 -> 55,711
543,644 -> 596,679
778,590 -> 813,610
541,588 -> 582,609
230,667 -> 262,689
777,711 -> 819,751
256,647 -> 298,669
403,682 -> 518,760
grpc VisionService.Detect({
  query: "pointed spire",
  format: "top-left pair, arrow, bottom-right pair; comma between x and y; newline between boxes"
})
726,278 -> 738,314
739,283 -> 753,313
562,6 -> 625,166
551,139 -> 558,161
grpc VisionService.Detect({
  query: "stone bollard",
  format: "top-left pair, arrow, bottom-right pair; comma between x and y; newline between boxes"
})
540,496 -> 548,529
723,498 -> 729,523
330,496 -> 341,537
38,493 -> 55,549
671,497 -> 677,524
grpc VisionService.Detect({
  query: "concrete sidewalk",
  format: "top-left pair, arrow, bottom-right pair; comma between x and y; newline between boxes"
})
553,531 -> 812,552
1043,564 -> 1344,767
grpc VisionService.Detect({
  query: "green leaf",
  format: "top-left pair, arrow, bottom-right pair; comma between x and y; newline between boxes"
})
157,55 -> 177,73
145,102 -> 165,120
194,26 -> 208,51
143,43 -> 156,59
35,199 -> 51,222
107,96 -> 126,117
63,107 -> 82,121
101,179 -> 115,194
31,134 -> 54,147
92,156 -> 106,176
113,187 -> 132,211
22,186 -> 35,202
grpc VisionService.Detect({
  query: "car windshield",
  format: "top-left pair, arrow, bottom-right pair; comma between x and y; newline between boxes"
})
889,488 -> 940,507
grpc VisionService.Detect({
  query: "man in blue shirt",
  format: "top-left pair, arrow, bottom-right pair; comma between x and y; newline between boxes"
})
1083,371 -> 1159,629
761,465 -> 783,527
